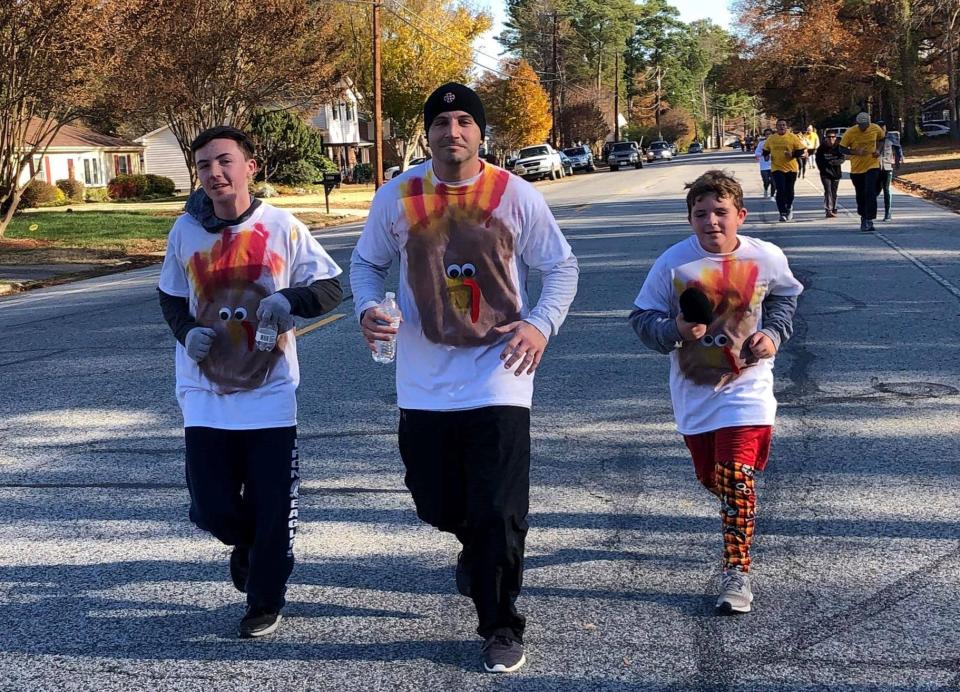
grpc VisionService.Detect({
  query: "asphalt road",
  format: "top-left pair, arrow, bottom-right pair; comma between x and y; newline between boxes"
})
1,151 -> 959,691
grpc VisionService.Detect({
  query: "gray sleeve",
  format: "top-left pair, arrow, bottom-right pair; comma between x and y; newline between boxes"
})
349,248 -> 391,322
525,253 -> 579,339
629,307 -> 683,354
759,293 -> 798,350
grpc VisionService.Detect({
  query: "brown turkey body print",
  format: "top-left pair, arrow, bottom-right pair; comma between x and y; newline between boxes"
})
673,257 -> 766,391
187,223 -> 287,393
402,169 -> 521,346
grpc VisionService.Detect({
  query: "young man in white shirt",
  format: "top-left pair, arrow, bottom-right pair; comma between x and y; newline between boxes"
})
350,83 -> 578,674
158,126 -> 342,639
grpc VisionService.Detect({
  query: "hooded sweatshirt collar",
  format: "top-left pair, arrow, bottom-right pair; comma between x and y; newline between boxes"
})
185,188 -> 262,233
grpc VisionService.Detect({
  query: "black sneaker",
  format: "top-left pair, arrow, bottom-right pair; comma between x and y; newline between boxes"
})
238,607 -> 282,638
455,549 -> 472,598
482,635 -> 526,673
229,545 -> 249,593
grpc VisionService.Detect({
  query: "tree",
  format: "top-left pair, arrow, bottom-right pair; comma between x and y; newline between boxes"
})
477,60 -> 553,155
731,0 -> 924,131
559,95 -> 611,149
119,0 -> 347,190
0,0 -> 121,238
346,0 -> 492,169
499,0 -> 637,146
249,110 -> 333,184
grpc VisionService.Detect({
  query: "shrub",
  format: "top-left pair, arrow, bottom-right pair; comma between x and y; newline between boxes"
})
314,155 -> 337,174
108,174 -> 149,199
251,182 -> 278,198
85,187 -> 111,203
274,160 -> 321,185
352,163 -> 372,183
20,180 -> 65,208
56,178 -> 85,202
144,174 -> 176,196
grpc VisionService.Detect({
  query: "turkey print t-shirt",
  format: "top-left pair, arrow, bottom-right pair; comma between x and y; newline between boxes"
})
634,235 -> 803,435
356,160 -> 573,410
158,202 -> 341,429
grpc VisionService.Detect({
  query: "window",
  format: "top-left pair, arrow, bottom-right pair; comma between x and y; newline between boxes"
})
331,104 -> 339,120
346,103 -> 353,120
115,155 -> 130,175
83,158 -> 102,185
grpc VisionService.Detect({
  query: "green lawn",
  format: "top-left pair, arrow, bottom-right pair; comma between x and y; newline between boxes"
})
6,211 -> 173,250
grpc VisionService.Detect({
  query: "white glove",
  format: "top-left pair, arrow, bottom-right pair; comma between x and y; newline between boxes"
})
184,327 -> 217,363
185,327 -> 216,363
257,292 -> 294,333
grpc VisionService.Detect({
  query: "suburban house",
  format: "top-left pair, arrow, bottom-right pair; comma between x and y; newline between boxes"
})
309,80 -> 374,171
134,126 -> 192,192
920,95 -> 953,124
18,120 -> 144,189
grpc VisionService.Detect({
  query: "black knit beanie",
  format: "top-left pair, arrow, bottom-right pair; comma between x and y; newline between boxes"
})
423,82 -> 486,139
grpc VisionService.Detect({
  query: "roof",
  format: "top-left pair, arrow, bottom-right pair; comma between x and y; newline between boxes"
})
26,118 -> 143,150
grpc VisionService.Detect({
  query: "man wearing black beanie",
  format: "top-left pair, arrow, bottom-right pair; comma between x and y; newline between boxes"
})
351,81 -> 579,673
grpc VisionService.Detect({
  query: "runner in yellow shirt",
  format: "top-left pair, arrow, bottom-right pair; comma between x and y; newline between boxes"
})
839,112 -> 884,231
762,119 -> 808,222
804,125 -> 820,173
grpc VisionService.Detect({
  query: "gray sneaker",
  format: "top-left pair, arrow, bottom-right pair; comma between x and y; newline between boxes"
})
482,635 -> 526,673
786,208 -> 793,221
716,570 -> 753,615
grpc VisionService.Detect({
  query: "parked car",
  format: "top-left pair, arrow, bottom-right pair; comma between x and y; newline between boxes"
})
668,142 -> 678,155
559,151 -> 574,177
384,156 -> 427,180
921,122 -> 950,137
687,142 -> 703,154
562,145 -> 595,172
512,144 -> 565,180
607,141 -> 643,171
645,140 -> 673,162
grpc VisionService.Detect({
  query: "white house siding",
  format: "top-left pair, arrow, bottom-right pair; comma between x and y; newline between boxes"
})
136,126 -> 192,192
17,149 -> 142,188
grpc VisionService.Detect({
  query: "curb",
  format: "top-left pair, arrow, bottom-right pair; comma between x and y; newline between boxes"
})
893,176 -> 960,214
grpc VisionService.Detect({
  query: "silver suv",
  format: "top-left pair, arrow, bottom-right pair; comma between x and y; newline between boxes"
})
607,141 -> 643,171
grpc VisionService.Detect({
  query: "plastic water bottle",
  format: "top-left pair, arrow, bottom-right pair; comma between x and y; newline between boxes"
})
372,292 -> 401,364
255,323 -> 278,351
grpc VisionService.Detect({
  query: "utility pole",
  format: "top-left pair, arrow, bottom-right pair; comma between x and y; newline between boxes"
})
613,51 -> 620,141
551,11 -> 558,147
655,64 -> 663,140
372,0 -> 384,189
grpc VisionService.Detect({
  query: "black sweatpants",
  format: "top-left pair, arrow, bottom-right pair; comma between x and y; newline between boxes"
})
760,170 -> 775,197
850,168 -> 880,220
398,406 -> 530,642
184,426 -> 299,612
771,171 -> 797,216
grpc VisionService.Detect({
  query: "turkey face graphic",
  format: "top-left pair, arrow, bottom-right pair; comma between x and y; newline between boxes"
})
675,259 -> 764,390
187,223 -> 287,394
407,207 -> 520,346
196,279 -> 286,393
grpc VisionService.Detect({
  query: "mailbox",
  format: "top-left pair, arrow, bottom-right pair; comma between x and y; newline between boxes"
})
322,171 -> 342,188
321,171 -> 342,214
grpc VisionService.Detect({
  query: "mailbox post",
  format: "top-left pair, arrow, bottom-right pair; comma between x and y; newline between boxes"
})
322,171 -> 341,214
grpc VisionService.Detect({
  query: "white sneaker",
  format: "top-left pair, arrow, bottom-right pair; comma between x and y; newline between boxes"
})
716,570 -> 753,615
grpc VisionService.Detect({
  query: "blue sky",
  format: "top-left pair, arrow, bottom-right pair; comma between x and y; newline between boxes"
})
473,0 -> 733,73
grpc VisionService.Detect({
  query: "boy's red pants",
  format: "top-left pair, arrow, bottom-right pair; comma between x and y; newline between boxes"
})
683,425 -> 772,573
